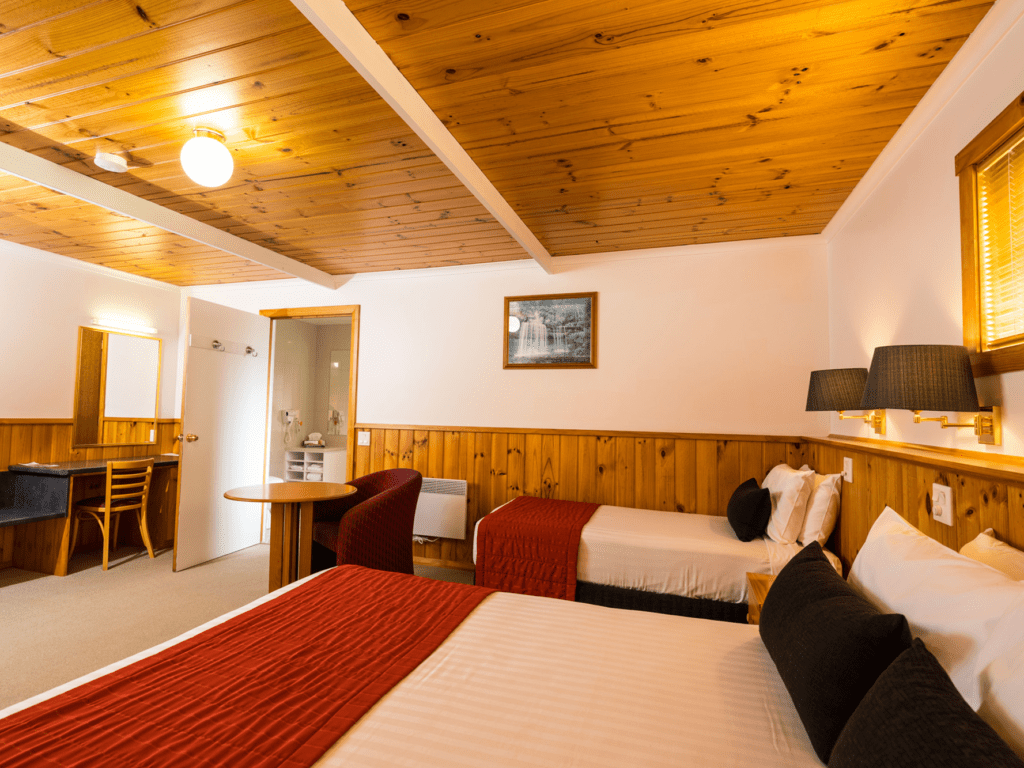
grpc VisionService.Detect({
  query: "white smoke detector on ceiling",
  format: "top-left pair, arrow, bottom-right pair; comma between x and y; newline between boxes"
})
94,152 -> 128,173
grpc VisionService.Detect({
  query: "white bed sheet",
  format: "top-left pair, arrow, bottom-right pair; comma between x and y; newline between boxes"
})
2,573 -> 823,768
474,504 -> 841,603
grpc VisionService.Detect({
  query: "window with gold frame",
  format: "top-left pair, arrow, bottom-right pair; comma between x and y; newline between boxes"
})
957,90 -> 1024,376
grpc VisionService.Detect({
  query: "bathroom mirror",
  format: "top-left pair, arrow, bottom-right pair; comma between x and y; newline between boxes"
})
327,350 -> 348,436
73,326 -> 161,447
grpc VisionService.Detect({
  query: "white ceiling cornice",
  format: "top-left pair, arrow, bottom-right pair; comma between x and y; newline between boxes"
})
0,238 -> 183,293
290,0 -> 555,274
0,141 -> 341,289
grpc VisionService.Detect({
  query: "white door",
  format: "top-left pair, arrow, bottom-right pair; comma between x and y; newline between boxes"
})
175,298 -> 270,571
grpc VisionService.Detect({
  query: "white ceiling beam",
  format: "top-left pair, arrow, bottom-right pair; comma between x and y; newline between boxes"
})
0,141 -> 340,289
290,0 -> 554,274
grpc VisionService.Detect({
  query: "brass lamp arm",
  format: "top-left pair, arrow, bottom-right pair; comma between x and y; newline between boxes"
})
912,412 -> 974,429
912,408 -> 1001,445
836,410 -> 886,435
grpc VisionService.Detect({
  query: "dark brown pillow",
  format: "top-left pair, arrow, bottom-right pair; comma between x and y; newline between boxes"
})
726,478 -> 771,541
830,638 -> 1024,768
759,542 -> 912,764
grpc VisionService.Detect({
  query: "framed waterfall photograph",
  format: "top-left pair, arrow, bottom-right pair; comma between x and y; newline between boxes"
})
503,292 -> 597,369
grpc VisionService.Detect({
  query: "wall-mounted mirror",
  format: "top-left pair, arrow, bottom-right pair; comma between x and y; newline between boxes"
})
73,326 -> 161,447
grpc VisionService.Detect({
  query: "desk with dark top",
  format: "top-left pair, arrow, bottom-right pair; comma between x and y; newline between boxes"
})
0,455 -> 180,574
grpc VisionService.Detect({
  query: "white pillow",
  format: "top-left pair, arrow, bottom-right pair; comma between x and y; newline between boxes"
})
976,593 -> 1024,758
798,464 -> 841,546
960,529 -> 1024,581
762,464 -> 814,545
848,507 -> 1023,709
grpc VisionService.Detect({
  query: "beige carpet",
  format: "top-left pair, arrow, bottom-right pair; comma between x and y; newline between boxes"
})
413,564 -> 474,585
0,549 -> 476,712
0,544 -> 270,711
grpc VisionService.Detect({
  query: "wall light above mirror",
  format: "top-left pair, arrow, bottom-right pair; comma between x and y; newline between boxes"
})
73,326 -> 161,448
90,316 -> 158,335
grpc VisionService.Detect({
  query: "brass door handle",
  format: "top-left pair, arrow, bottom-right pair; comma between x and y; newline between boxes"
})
177,434 -> 200,443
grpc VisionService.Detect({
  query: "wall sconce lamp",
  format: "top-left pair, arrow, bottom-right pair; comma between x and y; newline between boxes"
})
859,345 -> 1001,446
806,368 -> 886,435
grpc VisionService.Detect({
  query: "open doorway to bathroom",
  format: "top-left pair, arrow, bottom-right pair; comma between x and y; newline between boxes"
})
259,306 -> 359,540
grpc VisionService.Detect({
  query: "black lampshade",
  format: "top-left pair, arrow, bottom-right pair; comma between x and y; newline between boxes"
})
806,368 -> 869,411
860,345 -> 979,412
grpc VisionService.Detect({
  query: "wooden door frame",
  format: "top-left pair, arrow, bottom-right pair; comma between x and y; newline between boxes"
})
259,305 -> 361,484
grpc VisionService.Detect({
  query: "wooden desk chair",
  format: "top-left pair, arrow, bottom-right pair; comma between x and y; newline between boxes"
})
69,458 -> 155,571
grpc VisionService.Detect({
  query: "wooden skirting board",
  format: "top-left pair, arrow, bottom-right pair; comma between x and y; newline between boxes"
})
353,425 -> 1024,573
0,421 -> 181,571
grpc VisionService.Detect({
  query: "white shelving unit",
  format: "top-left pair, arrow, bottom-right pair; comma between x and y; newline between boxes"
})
284,447 -> 346,483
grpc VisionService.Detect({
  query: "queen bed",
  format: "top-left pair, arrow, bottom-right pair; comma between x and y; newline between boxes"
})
2,507 -> 1024,765
1,566 -> 822,768
3,508 -> 1022,768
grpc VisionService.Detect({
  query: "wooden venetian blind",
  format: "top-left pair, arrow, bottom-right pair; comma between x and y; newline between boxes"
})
978,129 -> 1024,350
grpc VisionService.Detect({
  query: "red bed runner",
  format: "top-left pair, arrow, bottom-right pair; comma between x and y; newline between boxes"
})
475,495 -> 600,600
0,566 -> 494,767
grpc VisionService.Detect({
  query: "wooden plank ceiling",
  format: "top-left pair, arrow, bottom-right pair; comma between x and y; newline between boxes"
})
0,0 -> 530,285
0,0 -> 995,284
348,0 -> 993,255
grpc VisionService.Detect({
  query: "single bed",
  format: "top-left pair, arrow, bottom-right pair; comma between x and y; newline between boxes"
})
473,502 -> 842,622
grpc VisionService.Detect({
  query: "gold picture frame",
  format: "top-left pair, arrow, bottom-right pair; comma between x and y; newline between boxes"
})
503,292 -> 597,369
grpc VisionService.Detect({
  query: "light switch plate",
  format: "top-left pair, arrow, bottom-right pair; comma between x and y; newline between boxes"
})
932,483 -> 953,526
842,457 -> 853,483
357,430 -> 371,446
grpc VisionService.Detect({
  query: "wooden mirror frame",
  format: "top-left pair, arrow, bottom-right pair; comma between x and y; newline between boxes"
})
72,326 -> 162,449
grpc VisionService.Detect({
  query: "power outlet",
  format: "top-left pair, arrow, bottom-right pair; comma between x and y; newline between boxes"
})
357,430 -> 371,446
932,483 -> 953,526
842,457 -> 853,483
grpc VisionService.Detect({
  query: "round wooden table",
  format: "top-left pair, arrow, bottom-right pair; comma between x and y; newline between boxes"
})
225,482 -> 356,591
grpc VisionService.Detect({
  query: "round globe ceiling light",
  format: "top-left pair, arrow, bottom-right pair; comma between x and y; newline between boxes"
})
180,128 -> 233,187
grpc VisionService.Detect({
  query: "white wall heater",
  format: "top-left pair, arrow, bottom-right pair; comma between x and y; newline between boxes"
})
413,478 -> 468,539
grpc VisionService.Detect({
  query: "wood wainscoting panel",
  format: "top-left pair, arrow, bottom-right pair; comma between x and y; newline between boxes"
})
100,419 -> 161,445
354,427 -> 1024,574
354,425 -> 804,571
806,437 -> 1024,572
0,419 -> 180,572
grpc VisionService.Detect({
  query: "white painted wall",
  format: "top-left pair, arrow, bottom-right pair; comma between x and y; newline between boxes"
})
0,241 -> 182,419
826,5 -> 1024,456
189,237 -> 831,436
